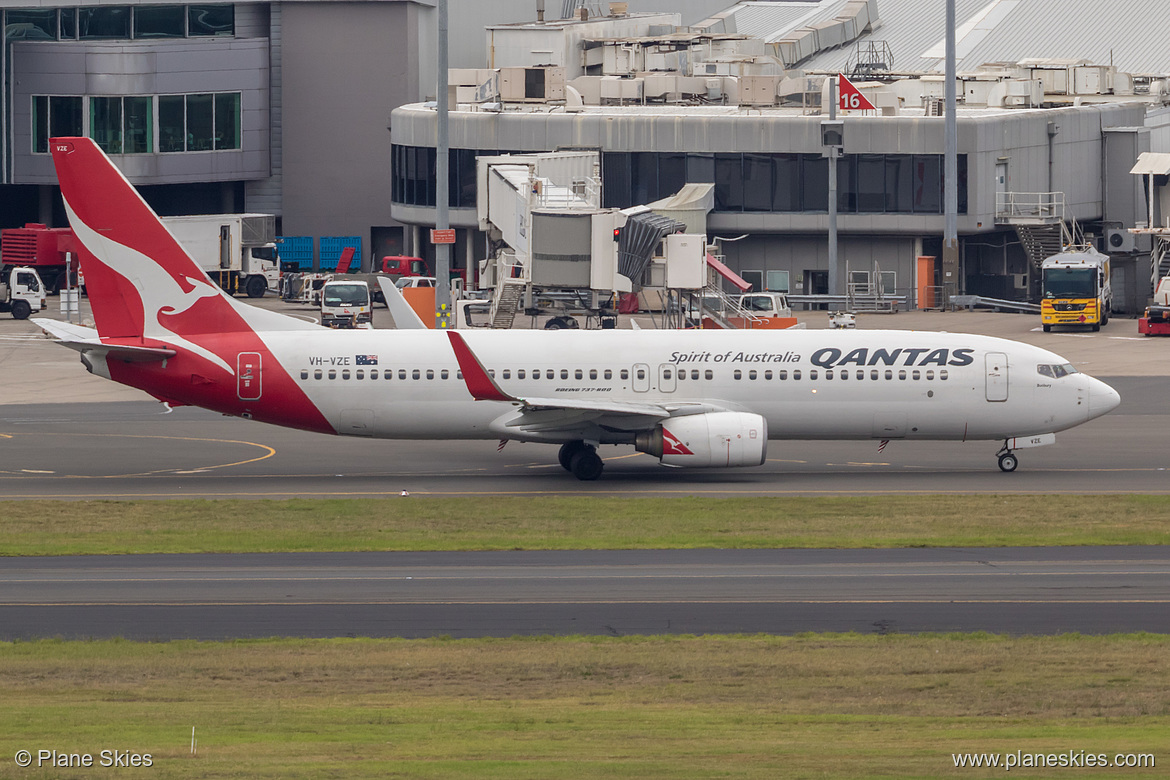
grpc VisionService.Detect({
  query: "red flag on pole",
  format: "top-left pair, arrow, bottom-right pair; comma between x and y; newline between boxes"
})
838,74 -> 876,111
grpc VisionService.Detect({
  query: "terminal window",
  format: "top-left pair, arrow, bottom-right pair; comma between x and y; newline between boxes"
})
12,5 -> 235,41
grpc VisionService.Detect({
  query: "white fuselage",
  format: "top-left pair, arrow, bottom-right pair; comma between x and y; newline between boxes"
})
259,328 -> 1116,444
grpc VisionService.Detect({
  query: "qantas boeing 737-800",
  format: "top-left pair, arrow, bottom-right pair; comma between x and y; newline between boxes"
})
35,137 -> 1121,480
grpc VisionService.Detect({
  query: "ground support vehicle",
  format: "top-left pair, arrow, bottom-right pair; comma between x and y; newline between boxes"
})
1040,249 -> 1111,332
0,223 -> 78,294
1138,276 -> 1170,335
320,279 -> 373,328
0,266 -> 47,319
162,214 -> 279,298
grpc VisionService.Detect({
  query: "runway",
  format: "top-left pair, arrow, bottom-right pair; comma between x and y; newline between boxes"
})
0,376 -> 1165,497
1,547 -> 1167,639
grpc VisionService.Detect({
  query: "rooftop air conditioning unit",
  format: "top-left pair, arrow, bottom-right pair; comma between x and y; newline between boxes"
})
1105,228 -> 1136,253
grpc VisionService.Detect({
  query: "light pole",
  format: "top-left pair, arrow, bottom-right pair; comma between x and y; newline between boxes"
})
434,0 -> 451,328
943,0 -> 958,299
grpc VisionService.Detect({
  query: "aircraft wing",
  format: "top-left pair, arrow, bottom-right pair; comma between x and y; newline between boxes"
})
446,331 -> 725,434
33,318 -> 176,362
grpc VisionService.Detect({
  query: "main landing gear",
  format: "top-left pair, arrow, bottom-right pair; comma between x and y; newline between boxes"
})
558,440 -> 604,481
996,442 -> 1019,472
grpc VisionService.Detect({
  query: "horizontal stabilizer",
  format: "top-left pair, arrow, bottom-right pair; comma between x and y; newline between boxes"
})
33,318 -> 175,362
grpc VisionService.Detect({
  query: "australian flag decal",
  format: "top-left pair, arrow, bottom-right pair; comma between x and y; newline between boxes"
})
355,355 -> 379,366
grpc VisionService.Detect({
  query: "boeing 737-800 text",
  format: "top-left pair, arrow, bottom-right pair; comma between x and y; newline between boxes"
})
36,138 -> 1121,480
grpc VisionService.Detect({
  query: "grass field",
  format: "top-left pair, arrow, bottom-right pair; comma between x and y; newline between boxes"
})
2,495 -> 1170,556
1,634 -> 1165,779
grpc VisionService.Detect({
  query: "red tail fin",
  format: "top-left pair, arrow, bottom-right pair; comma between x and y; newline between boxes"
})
49,137 -> 311,341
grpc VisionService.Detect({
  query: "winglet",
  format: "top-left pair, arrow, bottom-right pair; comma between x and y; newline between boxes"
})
446,331 -> 513,402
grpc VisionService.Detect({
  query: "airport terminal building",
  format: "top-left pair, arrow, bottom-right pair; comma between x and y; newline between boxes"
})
389,2 -> 1170,312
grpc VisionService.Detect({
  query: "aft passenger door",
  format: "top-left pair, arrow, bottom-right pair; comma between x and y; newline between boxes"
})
985,352 -> 1008,402
237,352 -> 262,400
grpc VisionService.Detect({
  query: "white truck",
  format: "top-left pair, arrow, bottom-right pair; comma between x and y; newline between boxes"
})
320,279 -> 373,329
0,266 -> 46,319
162,213 -> 280,299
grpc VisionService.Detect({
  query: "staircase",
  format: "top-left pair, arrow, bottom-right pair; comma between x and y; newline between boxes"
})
1014,224 -> 1067,268
1152,239 -> 1170,293
694,284 -> 761,329
490,279 -> 525,329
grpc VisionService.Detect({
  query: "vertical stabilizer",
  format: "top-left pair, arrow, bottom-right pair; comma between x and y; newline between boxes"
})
49,137 -> 315,341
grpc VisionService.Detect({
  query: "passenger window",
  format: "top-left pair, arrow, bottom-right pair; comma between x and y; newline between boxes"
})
589,369 -> 597,380
560,369 -> 568,380
399,369 -> 407,380
342,370 -> 350,380
765,370 -> 772,380
940,370 -> 948,380
778,370 -> 787,380
870,370 -> 879,380
912,370 -> 920,380
705,370 -> 713,380
856,370 -> 864,380
926,370 -> 934,380
441,370 -> 449,380
663,369 -> 672,380
412,369 -> 420,380
692,370 -> 700,380
810,370 -> 818,380
621,369 -> 629,380
899,370 -> 906,380
314,369 -> 322,380
734,370 -> 742,380
328,370 -> 337,380
503,370 -> 511,380
371,370 -> 380,379
826,370 -> 834,380
749,370 -> 757,380
885,370 -> 892,380
488,370 -> 495,379
677,370 -> 686,381
300,370 -> 308,380
793,370 -> 802,380
636,369 -> 645,380
604,369 -> 613,380
457,371 -> 464,380
426,369 -> 434,380
840,370 -> 847,380
356,370 -> 364,380
518,369 -> 526,379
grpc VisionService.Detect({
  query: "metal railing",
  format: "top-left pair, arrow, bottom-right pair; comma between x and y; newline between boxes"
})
996,191 -> 1065,223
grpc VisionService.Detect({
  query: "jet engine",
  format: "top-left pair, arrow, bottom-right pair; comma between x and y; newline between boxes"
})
635,412 -> 768,468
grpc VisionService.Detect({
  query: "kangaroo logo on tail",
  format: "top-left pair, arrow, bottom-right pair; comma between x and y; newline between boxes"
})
49,137 -> 332,434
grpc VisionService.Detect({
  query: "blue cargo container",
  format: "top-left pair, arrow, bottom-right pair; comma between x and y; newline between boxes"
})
320,236 -> 362,272
276,236 -> 314,270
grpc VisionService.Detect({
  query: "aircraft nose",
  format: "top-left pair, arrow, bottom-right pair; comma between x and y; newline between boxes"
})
1086,376 -> 1121,419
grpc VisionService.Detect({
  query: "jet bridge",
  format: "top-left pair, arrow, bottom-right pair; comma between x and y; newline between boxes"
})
475,151 -> 707,328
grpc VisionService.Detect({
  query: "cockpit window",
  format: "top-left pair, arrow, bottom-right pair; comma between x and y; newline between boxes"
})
1038,363 -> 1079,379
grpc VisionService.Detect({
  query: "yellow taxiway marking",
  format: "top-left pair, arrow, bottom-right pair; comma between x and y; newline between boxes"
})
0,431 -> 275,477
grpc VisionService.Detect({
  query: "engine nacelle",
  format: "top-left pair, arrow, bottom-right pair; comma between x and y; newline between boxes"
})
635,412 -> 768,468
